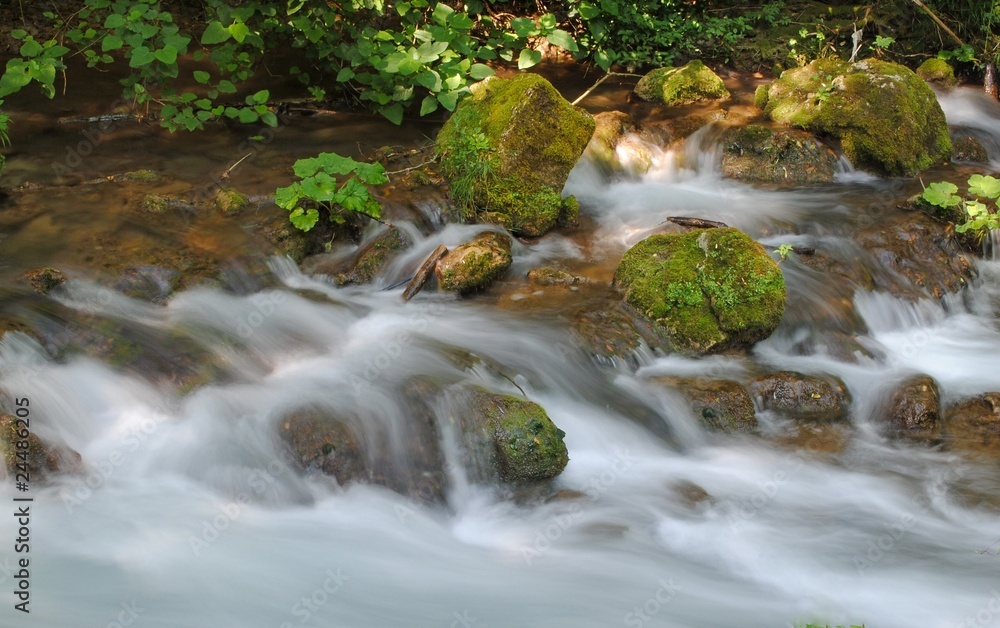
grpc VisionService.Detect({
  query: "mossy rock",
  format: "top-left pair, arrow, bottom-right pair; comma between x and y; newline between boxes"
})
214,188 -> 249,216
470,389 -> 569,482
117,169 -> 159,183
435,74 -> 595,237
952,134 -> 989,163
754,84 -> 770,109
0,414 -> 81,482
613,228 -> 785,355
435,231 -> 512,293
335,226 -> 410,286
916,58 -> 958,87
634,60 -> 731,107
138,194 -> 176,215
721,124 -> 838,184
746,371 -> 849,423
21,267 -> 67,295
654,377 -> 757,433
763,59 -> 951,176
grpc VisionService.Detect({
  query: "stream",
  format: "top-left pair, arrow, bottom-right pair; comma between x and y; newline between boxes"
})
0,81 -> 999,628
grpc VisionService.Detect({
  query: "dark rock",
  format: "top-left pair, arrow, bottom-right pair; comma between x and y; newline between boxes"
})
527,267 -> 587,287
21,267 -> 67,295
883,375 -> 941,437
747,371 -> 850,422
114,266 -> 180,302
653,376 -> 757,433
278,409 -> 367,486
333,226 -> 410,286
721,125 -> 838,184
943,393 -> 1000,453
952,134 -> 990,163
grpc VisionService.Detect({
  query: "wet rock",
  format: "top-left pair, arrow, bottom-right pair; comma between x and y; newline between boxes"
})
569,302 -> 653,366
586,111 -> 655,176
435,231 -> 512,293
747,371 -> 850,422
114,266 -> 180,302
333,226 -> 410,286
21,267 -> 67,295
882,375 -> 941,437
943,393 -> 1000,453
435,74 -> 595,237
673,480 -> 711,507
465,388 -> 569,482
653,376 -> 757,433
138,193 -> 180,215
278,409 -> 366,486
916,58 -> 958,87
527,267 -> 586,287
855,210 -> 975,298
721,124 -> 838,184
952,134 -> 990,163
634,60 -> 731,107
0,414 -> 82,482
214,188 -> 249,216
763,59 -> 951,176
614,228 -> 786,355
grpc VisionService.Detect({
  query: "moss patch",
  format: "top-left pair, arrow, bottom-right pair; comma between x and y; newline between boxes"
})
763,59 -> 951,176
473,390 -> 569,481
436,74 -> 594,237
336,226 -> 410,285
634,60 -> 731,107
435,231 -> 512,293
214,188 -> 249,216
721,124 -> 838,184
614,228 -> 786,355
916,58 -> 957,86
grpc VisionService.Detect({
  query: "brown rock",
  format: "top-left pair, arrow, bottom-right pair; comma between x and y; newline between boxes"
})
747,371 -> 850,422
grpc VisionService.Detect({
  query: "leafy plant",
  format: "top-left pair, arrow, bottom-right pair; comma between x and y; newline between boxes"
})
938,43 -> 978,64
274,152 -> 388,232
775,243 -> 794,261
870,34 -> 895,56
921,174 -> 1000,239
0,106 -> 9,175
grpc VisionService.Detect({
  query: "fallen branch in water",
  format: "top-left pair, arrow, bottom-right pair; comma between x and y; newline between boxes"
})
665,216 -> 729,229
571,72 -> 643,106
403,244 -> 448,301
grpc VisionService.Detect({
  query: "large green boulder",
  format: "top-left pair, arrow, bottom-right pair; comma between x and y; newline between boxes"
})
474,390 -> 569,482
435,231 -> 512,293
435,74 -> 594,237
763,59 -> 951,176
614,228 -> 785,355
634,60 -> 731,106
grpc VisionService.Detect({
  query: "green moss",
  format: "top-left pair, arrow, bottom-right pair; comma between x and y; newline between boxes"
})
764,59 -> 951,176
120,169 -> 159,182
214,188 -> 249,216
436,232 -> 512,293
475,392 -> 569,481
336,227 -> 410,285
140,194 -> 173,214
754,84 -> 770,109
22,267 -> 67,295
916,58 -> 957,86
559,195 -> 580,227
614,228 -> 785,355
634,60 -> 731,106
436,74 -> 594,237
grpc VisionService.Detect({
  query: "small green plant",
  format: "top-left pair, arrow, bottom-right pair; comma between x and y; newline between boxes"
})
775,243 -> 794,261
435,109 -> 498,219
922,174 -> 1000,239
0,106 -> 10,176
939,44 -> 978,64
274,152 -> 388,232
816,75 -> 836,102
870,34 -> 895,56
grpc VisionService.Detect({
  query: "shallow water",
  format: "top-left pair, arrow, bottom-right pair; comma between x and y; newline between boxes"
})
0,83 -> 1000,628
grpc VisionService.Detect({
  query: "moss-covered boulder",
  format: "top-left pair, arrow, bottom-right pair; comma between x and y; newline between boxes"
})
335,226 -> 410,286
634,60 -> 731,107
435,231 -> 512,293
613,228 -> 786,355
465,389 -> 569,482
214,188 -> 249,216
435,74 -> 594,237
916,58 -> 958,87
763,59 -> 951,176
721,124 -> 839,184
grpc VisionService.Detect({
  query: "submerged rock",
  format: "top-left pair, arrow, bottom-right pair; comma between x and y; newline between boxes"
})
435,74 -> 594,236
435,231 -> 512,293
214,188 -> 249,216
613,228 -> 786,355
654,377 -> 757,433
943,393 -> 1000,454
634,60 -> 731,107
916,58 -> 958,87
334,226 -> 410,286
526,267 -> 587,287
585,111 -> 655,176
21,267 -> 67,295
279,409 -> 366,486
721,124 -> 838,184
0,414 -> 81,482
114,266 -> 180,302
763,59 -> 951,176
951,134 -> 990,163
746,371 -> 850,423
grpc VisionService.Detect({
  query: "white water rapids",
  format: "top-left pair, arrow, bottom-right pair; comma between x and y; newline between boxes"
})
1,89 -> 1000,628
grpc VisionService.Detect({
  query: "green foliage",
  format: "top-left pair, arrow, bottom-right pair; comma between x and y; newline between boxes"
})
0,105 -> 9,175
775,243 -> 794,261
274,152 -> 388,232
922,174 -> 1000,239
938,44 -> 978,64
1,31 -> 69,99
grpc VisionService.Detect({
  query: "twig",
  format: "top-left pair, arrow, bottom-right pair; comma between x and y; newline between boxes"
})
220,152 -> 253,181
908,0 -> 964,47
385,158 -> 436,176
571,72 -> 643,106
498,371 -> 527,398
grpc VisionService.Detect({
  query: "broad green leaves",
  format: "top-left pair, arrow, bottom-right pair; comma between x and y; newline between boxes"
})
925,175 -> 1000,238
921,181 -> 961,208
969,174 -> 1000,200
276,152 -> 388,231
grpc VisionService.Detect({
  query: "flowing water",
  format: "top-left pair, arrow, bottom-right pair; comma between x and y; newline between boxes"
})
0,85 -> 999,628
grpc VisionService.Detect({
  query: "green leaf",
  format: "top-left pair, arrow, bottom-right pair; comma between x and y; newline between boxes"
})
154,45 -> 178,65
546,29 -> 578,52
510,18 -> 537,38
0,67 -> 31,98
193,70 -> 211,84
468,63 -> 494,80
437,90 -> 459,111
336,67 -> 355,82
129,47 -> 156,68
237,108 -> 259,123
104,14 -> 126,29
966,200 -> 989,217
538,14 -> 557,30
102,35 -> 124,51
289,207 -> 320,231
968,174 -> 1000,200
300,171 -> 339,202
218,79 -> 237,94
517,48 -> 542,70
380,103 -> 404,125
19,40 -> 43,58
449,13 -> 474,31
229,21 -> 251,44
252,89 -> 269,104
921,181 -> 961,208
201,21 -> 231,45
432,3 -> 454,26
419,95 -> 439,116
416,69 -> 442,91
274,185 -> 300,209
